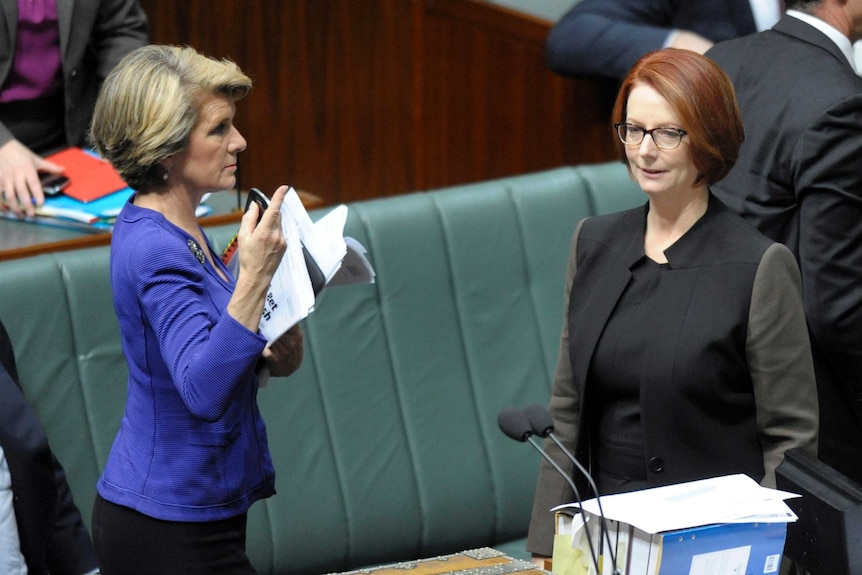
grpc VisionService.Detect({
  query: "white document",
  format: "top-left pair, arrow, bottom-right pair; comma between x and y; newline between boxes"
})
554,474 -> 799,535
327,236 -> 376,287
230,187 -> 376,345
688,545 -> 751,575
259,190 -> 316,344
282,189 -> 347,282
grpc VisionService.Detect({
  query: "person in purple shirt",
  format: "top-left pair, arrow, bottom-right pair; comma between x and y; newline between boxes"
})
88,45 -> 304,574
0,0 -> 147,217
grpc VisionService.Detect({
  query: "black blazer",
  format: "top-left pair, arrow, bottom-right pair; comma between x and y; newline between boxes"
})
707,16 -> 862,484
546,0 -> 757,79
0,320 -> 97,575
526,196 -> 818,556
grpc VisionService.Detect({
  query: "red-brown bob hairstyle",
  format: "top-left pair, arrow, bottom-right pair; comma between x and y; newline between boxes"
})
611,48 -> 744,186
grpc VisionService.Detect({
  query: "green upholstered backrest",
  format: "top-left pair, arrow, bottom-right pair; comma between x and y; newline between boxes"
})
0,162 -> 642,575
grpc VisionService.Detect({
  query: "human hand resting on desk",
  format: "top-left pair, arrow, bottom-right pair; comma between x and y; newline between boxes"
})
263,324 -> 304,377
0,138 -> 64,217
228,185 -> 288,332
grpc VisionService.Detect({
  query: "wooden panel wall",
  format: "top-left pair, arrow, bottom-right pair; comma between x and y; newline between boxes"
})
138,0 -> 618,205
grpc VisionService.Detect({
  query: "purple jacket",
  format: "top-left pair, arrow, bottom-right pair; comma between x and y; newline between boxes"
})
97,198 -> 275,522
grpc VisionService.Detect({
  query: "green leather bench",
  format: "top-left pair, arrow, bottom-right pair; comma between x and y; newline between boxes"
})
0,162 -> 642,574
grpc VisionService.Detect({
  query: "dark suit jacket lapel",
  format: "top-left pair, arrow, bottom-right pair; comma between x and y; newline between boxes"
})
0,0 -> 16,80
569,208 -> 645,403
56,0 -> 73,58
638,204 -> 721,403
0,1 -> 73,74
773,14 -> 855,70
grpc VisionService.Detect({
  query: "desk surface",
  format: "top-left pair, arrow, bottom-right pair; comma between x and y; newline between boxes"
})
331,548 -> 548,575
0,190 -> 323,261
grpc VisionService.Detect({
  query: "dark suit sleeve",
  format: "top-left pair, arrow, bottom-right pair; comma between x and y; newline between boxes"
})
746,244 -> 818,488
545,0 -> 679,79
794,94 -> 862,474
46,455 -> 99,575
91,0 -> 149,81
526,220 -> 585,558
0,320 -> 98,575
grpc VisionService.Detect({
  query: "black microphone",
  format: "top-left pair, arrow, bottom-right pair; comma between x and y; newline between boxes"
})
497,407 -> 600,572
498,406 -> 534,442
523,404 -> 619,575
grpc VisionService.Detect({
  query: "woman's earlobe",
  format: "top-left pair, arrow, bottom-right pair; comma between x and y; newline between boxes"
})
158,162 -> 172,183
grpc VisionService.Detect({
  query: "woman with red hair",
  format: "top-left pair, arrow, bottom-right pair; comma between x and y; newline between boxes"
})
526,48 -> 818,561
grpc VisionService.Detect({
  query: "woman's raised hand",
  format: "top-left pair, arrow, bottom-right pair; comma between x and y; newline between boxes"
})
228,185 -> 289,331
236,186 -> 289,288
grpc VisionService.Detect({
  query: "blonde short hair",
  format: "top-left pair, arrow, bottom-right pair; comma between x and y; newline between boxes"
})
90,45 -> 252,191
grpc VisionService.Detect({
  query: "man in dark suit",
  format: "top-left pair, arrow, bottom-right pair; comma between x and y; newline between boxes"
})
0,0 -> 148,216
706,0 -> 862,485
0,319 -> 98,574
545,0 -> 776,79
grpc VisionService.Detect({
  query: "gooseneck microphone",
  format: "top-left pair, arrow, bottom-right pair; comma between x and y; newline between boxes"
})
497,407 -> 600,573
523,404 -> 619,575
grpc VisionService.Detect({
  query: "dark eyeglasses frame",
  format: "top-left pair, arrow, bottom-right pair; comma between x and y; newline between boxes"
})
614,122 -> 688,150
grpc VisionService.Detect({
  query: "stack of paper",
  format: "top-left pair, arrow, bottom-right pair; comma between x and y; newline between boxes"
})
21,189 -> 212,232
552,475 -> 798,575
5,148 -> 210,231
223,187 -> 375,345
36,187 -> 132,230
557,474 -> 799,534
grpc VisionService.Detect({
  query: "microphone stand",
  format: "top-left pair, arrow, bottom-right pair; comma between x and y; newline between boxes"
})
498,408 -> 601,573
524,435 -> 602,573
545,431 -> 619,575
524,404 -> 620,575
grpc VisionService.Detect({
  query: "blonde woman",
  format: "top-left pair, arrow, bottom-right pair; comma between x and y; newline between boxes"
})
89,45 -> 303,574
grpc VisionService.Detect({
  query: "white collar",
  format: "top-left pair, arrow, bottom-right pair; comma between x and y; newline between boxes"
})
786,10 -> 858,72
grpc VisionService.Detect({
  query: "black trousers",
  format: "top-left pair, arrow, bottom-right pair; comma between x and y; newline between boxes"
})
92,494 -> 256,575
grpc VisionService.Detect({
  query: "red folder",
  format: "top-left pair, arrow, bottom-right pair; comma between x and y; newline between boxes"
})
45,147 -> 128,203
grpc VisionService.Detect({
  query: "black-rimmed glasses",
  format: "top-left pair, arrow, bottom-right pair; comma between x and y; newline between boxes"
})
614,123 -> 687,150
